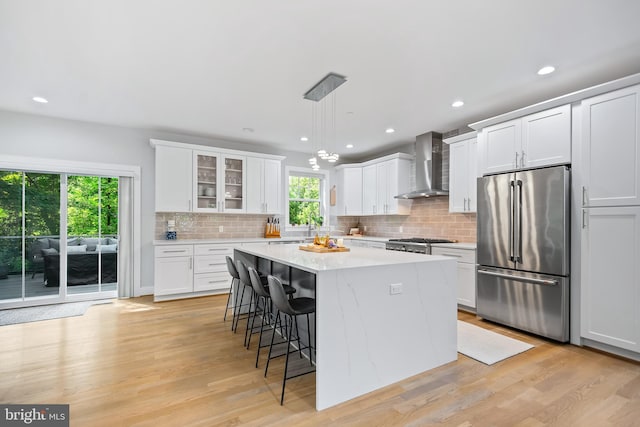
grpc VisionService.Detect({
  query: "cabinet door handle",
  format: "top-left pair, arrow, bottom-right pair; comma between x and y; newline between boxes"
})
189,257 -> 193,270
521,150 -> 526,167
440,252 -> 462,258
582,210 -> 588,229
515,152 -> 519,169
467,197 -> 472,211
582,186 -> 587,207
162,249 -> 188,254
208,262 -> 226,266
207,248 -> 228,251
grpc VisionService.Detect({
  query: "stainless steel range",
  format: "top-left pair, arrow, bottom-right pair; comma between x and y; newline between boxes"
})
385,238 -> 455,254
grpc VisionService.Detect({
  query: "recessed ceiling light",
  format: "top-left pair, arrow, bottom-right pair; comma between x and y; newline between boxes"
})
346,144 -> 354,149
451,100 -> 464,108
242,127 -> 254,133
537,65 -> 556,76
300,136 -> 309,142
385,128 -> 395,134
32,96 -> 48,104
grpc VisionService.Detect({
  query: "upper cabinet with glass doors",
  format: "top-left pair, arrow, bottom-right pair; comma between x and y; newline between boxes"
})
194,151 -> 246,213
152,139 -> 284,214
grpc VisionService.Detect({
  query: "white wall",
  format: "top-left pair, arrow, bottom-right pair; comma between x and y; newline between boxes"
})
0,110 -> 312,294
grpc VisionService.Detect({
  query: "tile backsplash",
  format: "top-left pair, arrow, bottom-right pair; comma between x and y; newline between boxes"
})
156,197 -> 476,242
336,197 -> 476,243
155,212 -> 275,240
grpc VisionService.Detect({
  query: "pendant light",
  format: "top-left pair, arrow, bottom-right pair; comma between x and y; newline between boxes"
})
304,72 -> 347,167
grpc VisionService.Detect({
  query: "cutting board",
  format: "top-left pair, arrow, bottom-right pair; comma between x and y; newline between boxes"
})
299,245 -> 350,253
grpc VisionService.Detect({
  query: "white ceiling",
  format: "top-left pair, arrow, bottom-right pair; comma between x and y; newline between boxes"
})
1,1 -> 640,159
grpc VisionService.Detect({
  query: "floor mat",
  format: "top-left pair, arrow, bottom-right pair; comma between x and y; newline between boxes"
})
0,300 -> 112,326
458,320 -> 534,365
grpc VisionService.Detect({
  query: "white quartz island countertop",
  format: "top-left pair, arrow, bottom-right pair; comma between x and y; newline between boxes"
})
233,243 -> 458,411
236,242 -> 455,274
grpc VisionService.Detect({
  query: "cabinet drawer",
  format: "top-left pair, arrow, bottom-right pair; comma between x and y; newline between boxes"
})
155,245 -> 193,258
431,247 -> 476,264
194,244 -> 233,256
194,255 -> 228,273
194,272 -> 231,292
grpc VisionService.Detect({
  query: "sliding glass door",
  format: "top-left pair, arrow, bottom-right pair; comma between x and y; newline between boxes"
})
66,175 -> 119,295
0,171 -> 61,302
0,170 -> 118,306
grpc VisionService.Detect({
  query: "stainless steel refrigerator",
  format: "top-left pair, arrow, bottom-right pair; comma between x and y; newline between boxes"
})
476,165 -> 570,342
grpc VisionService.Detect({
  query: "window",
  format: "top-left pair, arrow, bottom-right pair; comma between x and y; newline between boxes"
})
286,167 -> 328,228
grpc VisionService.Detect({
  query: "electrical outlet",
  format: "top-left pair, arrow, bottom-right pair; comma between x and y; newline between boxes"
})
389,283 -> 403,295
219,225 -> 224,233
399,226 -> 403,233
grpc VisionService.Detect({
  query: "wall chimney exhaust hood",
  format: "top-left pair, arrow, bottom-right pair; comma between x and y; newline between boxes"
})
395,131 -> 448,199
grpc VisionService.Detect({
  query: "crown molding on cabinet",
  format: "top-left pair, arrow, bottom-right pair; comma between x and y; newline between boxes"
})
149,138 -> 286,161
469,72 -> 640,131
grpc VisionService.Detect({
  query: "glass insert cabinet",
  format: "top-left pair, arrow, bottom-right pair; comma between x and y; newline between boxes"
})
194,151 -> 246,213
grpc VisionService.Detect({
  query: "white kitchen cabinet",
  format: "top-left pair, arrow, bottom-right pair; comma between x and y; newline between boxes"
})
360,155 -> 411,216
154,245 -> 193,297
432,245 -> 476,310
581,206 -> 640,352
194,151 -> 246,213
246,157 -> 282,214
581,84 -> 640,207
362,164 -> 377,215
522,104 -> 571,168
445,134 -> 478,213
155,145 -> 193,212
482,104 -> 571,174
335,165 -> 363,216
154,243 -> 234,300
193,244 -> 233,292
483,118 -> 522,174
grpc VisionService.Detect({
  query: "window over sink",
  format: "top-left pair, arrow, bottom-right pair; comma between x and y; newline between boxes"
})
285,166 -> 329,229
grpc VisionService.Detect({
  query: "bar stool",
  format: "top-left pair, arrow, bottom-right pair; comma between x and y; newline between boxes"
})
234,259 -> 267,335
265,275 -> 315,405
223,256 -> 239,323
247,267 -> 296,365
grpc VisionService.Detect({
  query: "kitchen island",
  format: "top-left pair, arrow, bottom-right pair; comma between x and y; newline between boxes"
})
234,243 -> 458,410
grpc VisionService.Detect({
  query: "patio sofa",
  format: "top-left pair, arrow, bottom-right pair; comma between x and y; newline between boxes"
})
31,237 -> 118,286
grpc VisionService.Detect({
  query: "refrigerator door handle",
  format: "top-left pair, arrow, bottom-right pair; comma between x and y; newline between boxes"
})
477,269 -> 558,286
508,180 -> 515,261
516,179 -> 523,263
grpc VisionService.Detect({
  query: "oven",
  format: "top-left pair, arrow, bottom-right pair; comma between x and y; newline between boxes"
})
385,238 -> 455,254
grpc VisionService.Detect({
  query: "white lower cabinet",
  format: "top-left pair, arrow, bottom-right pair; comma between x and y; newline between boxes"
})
194,244 -> 233,292
154,245 -> 193,297
154,243 -> 233,300
581,206 -> 640,352
431,246 -> 476,310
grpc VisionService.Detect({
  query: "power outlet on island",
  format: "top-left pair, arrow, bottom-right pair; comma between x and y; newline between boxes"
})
219,225 -> 224,233
389,283 -> 403,295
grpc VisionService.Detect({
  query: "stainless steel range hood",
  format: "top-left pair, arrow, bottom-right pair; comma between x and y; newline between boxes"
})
395,131 -> 448,199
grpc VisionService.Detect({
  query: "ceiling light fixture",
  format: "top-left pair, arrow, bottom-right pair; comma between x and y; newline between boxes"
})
451,100 -> 464,108
304,72 -> 347,167
32,96 -> 48,104
385,128 -> 395,134
537,65 -> 556,76
300,136 -> 308,142
346,144 -> 354,149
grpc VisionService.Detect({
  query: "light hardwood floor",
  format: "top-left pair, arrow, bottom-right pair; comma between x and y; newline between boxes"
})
1,295 -> 639,426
